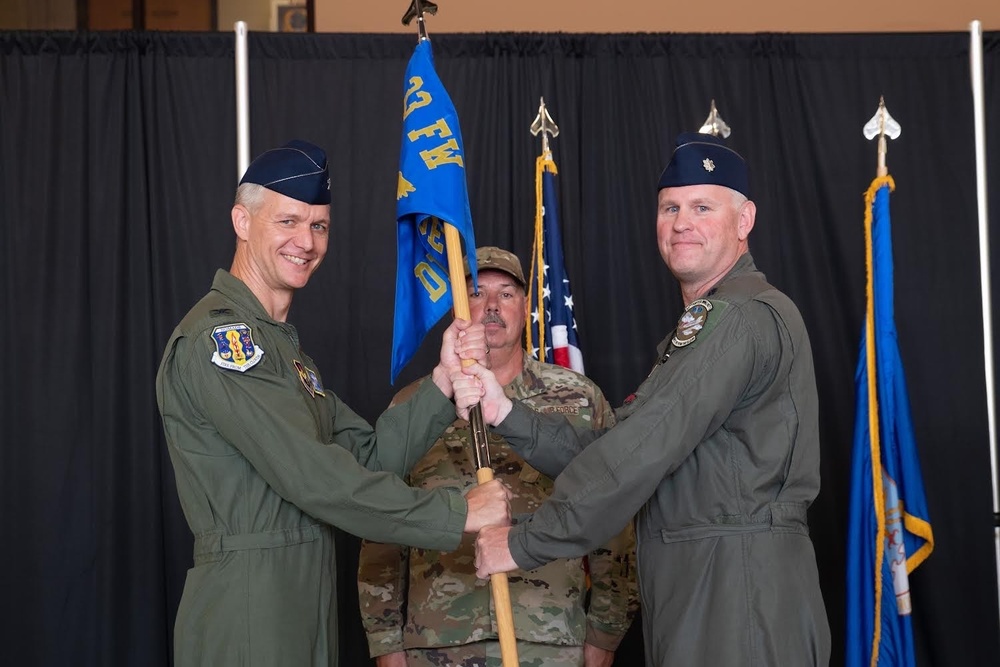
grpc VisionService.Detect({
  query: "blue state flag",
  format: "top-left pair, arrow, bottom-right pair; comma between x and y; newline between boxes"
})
846,175 -> 934,667
391,39 -> 477,383
526,154 -> 584,372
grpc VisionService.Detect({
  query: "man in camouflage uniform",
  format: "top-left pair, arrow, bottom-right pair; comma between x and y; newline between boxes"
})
358,247 -> 638,667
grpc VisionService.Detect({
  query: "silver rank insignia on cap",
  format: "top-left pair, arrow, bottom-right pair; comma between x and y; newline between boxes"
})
702,158 -> 716,172
671,299 -> 714,348
210,323 -> 264,372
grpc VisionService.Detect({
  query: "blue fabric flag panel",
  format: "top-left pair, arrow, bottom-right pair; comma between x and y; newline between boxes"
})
845,176 -> 933,667
391,40 -> 477,383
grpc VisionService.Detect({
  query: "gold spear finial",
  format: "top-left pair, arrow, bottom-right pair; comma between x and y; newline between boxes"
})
530,97 -> 560,157
698,99 -> 731,138
863,96 -> 901,177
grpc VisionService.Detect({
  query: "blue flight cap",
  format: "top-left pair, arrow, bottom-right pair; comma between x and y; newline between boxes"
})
239,139 -> 331,205
657,132 -> 749,198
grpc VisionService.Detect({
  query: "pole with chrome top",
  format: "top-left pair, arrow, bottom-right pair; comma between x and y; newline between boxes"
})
234,21 -> 250,180
401,2 -> 519,664
969,18 -> 1000,631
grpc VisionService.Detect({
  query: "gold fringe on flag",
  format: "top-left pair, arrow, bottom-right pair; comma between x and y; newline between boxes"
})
525,154 -> 558,360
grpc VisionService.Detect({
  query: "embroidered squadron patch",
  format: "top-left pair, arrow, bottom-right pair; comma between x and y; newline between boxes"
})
293,360 -> 314,397
306,367 -> 325,396
292,360 -> 324,397
671,299 -> 714,348
210,323 -> 264,372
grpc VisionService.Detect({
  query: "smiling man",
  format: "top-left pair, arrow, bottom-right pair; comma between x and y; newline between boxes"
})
155,141 -> 511,667
459,134 -> 831,666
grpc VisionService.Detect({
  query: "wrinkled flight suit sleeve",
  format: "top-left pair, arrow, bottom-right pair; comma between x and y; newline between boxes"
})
160,335 -> 466,551
497,401 -> 605,478
500,308 -> 774,570
328,380 -> 455,476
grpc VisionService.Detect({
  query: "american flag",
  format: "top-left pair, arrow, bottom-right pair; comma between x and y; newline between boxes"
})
526,154 -> 584,373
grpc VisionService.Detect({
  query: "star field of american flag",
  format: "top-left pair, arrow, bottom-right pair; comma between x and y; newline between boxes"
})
528,164 -> 584,373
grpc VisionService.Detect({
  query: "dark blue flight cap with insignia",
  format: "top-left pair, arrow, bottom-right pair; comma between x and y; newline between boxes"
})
239,139 -> 331,205
657,132 -> 749,198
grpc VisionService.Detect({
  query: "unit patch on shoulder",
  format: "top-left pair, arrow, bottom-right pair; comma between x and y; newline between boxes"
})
671,298 -> 713,348
210,323 -> 264,372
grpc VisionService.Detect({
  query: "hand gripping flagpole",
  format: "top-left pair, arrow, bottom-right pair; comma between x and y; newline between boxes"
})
402,3 -> 520,664
234,21 -> 250,180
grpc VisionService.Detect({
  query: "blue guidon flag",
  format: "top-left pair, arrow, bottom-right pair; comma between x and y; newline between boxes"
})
391,39 -> 477,384
846,175 -> 933,667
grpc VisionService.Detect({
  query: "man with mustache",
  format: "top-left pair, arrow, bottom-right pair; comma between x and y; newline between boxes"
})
155,141 -> 511,667
457,134 -> 831,666
358,246 -> 638,667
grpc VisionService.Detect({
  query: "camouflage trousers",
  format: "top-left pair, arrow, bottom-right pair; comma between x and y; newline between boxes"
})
402,640 -> 585,667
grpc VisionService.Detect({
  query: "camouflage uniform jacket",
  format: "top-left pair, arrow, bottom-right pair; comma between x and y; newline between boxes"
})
358,354 -> 638,657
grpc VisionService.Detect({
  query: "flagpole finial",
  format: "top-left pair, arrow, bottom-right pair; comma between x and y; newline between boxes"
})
401,0 -> 438,41
698,99 -> 731,138
530,97 -> 560,157
863,96 -> 901,178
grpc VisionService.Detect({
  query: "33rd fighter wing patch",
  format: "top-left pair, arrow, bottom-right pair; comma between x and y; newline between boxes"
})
671,299 -> 714,348
210,323 -> 264,372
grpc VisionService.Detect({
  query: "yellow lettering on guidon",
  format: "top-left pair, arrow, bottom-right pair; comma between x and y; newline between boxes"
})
418,217 -> 445,253
414,259 -> 447,302
407,118 -> 453,142
403,77 -> 432,120
419,139 -> 464,170
407,119 -> 465,170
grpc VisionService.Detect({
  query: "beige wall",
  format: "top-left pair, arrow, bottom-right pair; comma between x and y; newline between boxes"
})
218,0 -> 273,32
0,0 -> 75,30
316,0 -> 1000,33
2,0 -> 997,32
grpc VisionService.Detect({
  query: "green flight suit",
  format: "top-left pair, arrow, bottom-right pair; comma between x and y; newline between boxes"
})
495,254 -> 831,666
156,270 -> 467,667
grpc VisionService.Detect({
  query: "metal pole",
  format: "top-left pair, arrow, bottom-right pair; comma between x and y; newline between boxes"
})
969,18 -> 1000,628
234,21 -> 250,181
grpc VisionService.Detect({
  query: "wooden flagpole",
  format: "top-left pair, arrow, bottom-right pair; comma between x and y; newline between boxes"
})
401,1 -> 519,662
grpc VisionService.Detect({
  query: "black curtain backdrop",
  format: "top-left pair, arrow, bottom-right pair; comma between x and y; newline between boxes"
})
1,30 -> 999,666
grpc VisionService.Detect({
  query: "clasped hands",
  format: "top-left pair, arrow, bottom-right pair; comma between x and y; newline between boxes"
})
435,318 -> 519,579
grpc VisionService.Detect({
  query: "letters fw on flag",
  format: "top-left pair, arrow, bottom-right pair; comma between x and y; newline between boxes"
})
525,153 -> 584,373
845,175 -> 934,667
391,40 -> 477,383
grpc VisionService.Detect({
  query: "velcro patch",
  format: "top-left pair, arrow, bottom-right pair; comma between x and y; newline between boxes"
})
210,323 -> 264,372
671,299 -> 713,348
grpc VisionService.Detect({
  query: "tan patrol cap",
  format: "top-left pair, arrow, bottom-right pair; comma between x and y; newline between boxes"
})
463,246 -> 527,289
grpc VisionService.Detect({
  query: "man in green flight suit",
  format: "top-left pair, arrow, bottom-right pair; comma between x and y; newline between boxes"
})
358,246 -> 638,667
155,140 -> 511,667
456,133 -> 832,666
